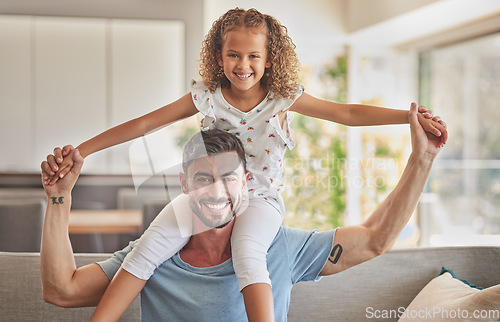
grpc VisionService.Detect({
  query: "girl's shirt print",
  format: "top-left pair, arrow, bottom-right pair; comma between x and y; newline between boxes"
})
191,80 -> 304,199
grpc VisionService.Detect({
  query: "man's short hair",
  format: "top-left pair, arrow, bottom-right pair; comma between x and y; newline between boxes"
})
182,129 -> 247,173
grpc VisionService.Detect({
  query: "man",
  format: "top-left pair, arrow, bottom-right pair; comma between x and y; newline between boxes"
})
40,103 -> 445,321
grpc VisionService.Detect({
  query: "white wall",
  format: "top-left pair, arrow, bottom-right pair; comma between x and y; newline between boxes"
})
0,0 -> 204,85
346,0 -> 440,32
0,15 -> 185,174
1,0 -> 499,175
346,0 -> 500,47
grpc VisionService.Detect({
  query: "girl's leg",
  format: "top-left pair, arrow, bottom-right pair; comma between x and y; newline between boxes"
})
122,193 -> 193,279
92,194 -> 193,321
231,197 -> 284,322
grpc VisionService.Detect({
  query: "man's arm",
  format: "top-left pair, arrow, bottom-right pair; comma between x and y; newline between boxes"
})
40,149 -> 110,307
320,102 -> 446,276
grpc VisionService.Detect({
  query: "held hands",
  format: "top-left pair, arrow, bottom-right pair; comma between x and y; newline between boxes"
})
41,145 -> 75,186
409,102 -> 447,158
41,148 -> 83,195
416,105 -> 447,148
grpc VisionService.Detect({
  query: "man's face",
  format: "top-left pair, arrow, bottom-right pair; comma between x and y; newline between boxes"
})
180,152 -> 248,229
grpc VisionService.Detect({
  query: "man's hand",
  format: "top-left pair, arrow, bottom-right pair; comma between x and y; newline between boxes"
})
41,149 -> 83,197
409,102 -> 447,158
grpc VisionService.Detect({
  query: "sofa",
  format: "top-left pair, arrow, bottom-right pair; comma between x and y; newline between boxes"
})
1,246 -> 499,321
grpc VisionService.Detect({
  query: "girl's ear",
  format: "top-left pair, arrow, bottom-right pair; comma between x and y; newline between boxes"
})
217,51 -> 224,67
265,60 -> 272,68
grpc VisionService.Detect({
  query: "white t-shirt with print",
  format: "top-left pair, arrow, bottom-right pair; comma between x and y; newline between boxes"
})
191,80 -> 305,199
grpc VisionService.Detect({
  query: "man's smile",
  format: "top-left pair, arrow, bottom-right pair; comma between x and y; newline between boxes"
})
198,197 -> 234,214
203,201 -> 230,210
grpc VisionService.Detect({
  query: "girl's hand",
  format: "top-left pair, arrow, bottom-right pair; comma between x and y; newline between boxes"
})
41,145 -> 74,185
418,105 -> 433,119
414,105 -> 448,148
409,103 -> 444,158
41,149 -> 83,196
418,105 -> 446,129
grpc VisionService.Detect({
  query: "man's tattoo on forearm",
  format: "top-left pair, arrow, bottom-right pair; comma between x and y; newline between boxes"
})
328,244 -> 343,264
50,197 -> 64,205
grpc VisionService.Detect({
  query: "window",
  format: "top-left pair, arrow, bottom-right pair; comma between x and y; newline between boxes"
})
419,32 -> 500,246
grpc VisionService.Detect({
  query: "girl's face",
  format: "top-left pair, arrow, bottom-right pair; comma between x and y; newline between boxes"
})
218,27 -> 271,94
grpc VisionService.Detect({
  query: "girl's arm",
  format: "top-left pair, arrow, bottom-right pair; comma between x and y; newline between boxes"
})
46,93 -> 198,184
77,93 -> 197,158
290,93 -> 446,141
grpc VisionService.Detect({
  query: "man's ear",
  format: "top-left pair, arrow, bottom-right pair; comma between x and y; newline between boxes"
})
242,171 -> 251,190
179,173 -> 189,195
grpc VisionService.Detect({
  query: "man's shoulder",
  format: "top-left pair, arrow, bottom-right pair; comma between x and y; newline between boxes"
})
274,225 -> 317,240
268,226 -> 336,284
271,226 -> 335,253
274,225 -> 325,239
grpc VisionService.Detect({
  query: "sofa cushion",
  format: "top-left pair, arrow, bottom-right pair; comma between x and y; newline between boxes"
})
288,246 -> 500,322
398,268 -> 500,321
0,198 -> 46,252
0,252 -> 140,321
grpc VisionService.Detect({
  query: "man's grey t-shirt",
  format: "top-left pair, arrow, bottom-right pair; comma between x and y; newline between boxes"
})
98,226 -> 335,321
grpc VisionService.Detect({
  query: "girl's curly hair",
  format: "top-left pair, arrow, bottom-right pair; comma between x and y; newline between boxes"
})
199,8 -> 300,99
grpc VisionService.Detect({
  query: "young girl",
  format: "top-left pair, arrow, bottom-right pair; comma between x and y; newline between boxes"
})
43,8 -> 446,321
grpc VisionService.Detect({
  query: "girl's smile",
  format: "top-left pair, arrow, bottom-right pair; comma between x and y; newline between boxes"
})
235,73 -> 253,80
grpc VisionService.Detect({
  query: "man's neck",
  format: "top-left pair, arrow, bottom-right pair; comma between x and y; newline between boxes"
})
179,219 -> 234,267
